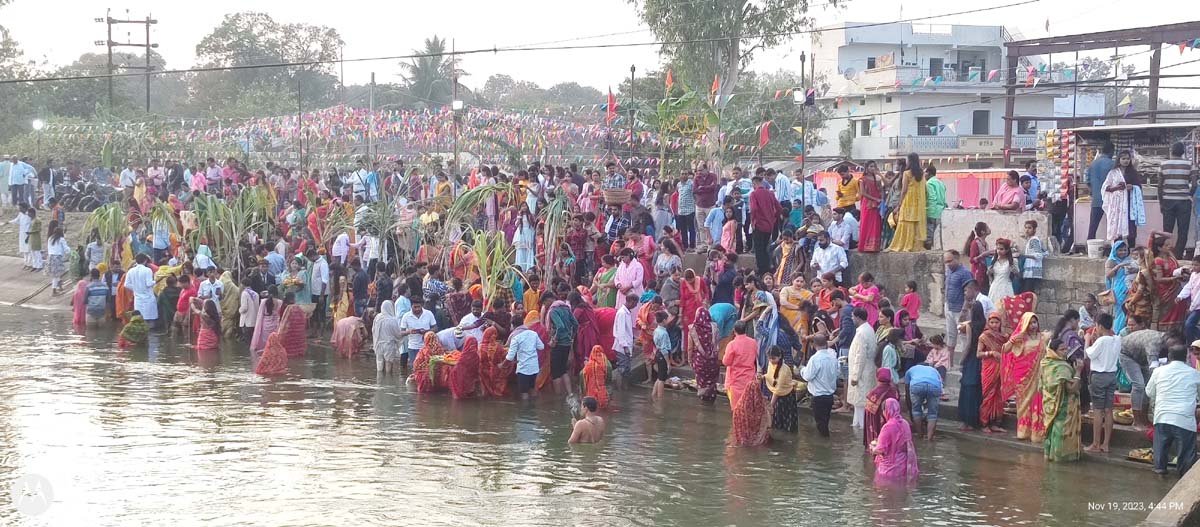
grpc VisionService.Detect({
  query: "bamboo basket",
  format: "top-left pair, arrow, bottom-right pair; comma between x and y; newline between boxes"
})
603,188 -> 632,206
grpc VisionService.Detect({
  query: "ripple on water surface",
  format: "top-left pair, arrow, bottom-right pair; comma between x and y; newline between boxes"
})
0,310 -> 1175,526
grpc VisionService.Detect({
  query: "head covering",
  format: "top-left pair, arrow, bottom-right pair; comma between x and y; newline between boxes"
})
1008,312 -> 1039,344
582,345 -> 610,409
381,300 -> 396,318
1191,340 -> 1200,349
468,284 -> 483,301
884,397 -> 903,421
876,367 -> 893,384
97,262 -> 109,274
866,367 -> 900,413
524,310 -> 540,326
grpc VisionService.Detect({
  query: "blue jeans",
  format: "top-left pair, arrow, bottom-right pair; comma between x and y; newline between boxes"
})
354,298 -> 369,317
1154,423 -> 1197,475
910,382 -> 942,421
1186,310 -> 1200,348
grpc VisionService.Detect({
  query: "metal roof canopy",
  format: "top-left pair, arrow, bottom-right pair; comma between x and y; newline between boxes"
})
1066,121 -> 1200,133
1001,21 -> 1200,164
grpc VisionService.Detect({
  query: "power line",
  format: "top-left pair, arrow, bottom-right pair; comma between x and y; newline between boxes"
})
0,0 -> 1040,87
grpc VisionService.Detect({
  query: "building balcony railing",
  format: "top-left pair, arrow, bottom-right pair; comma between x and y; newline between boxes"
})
858,65 -> 1002,90
887,134 -> 1037,154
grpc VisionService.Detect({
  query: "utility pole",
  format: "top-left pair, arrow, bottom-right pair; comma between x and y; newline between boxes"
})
799,52 -> 807,184
629,65 -> 636,162
369,72 -> 376,169
297,74 -> 303,169
452,39 -> 460,175
96,12 -> 158,112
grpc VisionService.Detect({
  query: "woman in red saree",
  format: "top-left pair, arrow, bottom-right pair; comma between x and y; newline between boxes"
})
571,294 -> 601,376
730,379 -> 770,447
581,345 -> 611,409
858,162 -> 884,253
413,332 -> 446,393
689,306 -> 719,402
70,278 -> 89,328
478,327 -> 513,397
449,337 -> 481,399
863,368 -> 899,449
679,269 -> 707,356
1002,312 -> 1047,442
255,333 -> 289,376
331,316 -> 366,359
195,299 -> 221,351
276,301 -> 309,357
1147,232 -> 1188,332
978,312 -> 1009,433
594,307 -> 617,361
1000,291 -> 1037,334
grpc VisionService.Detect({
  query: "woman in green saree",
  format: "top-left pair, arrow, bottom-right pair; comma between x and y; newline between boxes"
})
1041,337 -> 1082,462
591,254 -> 619,308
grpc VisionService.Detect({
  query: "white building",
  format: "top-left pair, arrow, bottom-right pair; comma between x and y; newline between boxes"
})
809,22 -> 1102,169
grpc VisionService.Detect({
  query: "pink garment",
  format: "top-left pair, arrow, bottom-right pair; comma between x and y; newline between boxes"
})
722,335 -> 759,409
900,292 -> 921,321
873,399 -> 919,483
250,299 -> 282,352
331,317 -> 365,359
71,280 -> 89,327
991,183 -> 1026,210
190,172 -> 207,193
850,284 -> 881,326
957,178 -> 980,208
615,260 -> 644,298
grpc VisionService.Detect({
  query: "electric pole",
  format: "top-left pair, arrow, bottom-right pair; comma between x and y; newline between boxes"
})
96,11 -> 158,112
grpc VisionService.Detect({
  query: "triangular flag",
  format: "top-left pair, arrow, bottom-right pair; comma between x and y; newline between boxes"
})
922,77 -> 932,87
711,75 -> 721,98
665,69 -> 674,93
774,89 -> 783,100
987,69 -> 999,81
1193,38 -> 1200,48
791,143 -> 804,152
870,119 -> 878,129
934,76 -> 944,85
879,124 -> 890,132
911,78 -> 922,87
1119,94 -> 1132,107
1182,42 -> 1189,55
1032,77 -> 1040,87
968,70 -> 980,81
792,126 -> 804,134
758,120 -> 773,148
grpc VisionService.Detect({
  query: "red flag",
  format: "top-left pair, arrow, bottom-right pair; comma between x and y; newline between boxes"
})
774,89 -> 783,100
758,120 -> 773,148
711,75 -> 721,100
665,69 -> 674,93
605,88 -> 617,124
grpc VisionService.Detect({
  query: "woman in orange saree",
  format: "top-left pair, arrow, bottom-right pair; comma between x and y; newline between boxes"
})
678,269 -> 707,357
1002,312 -> 1047,442
449,337 -> 481,399
478,327 -> 513,397
730,379 -> 770,447
277,302 -> 309,357
524,310 -> 553,391
581,345 -> 611,409
412,331 -> 447,393
978,312 -> 1009,433
255,333 -> 289,376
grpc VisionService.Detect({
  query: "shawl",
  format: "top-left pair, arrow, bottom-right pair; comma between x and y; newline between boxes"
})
581,345 -> 612,409
874,399 -> 919,482
331,316 -> 365,359
255,333 -> 289,376
865,368 -> 899,415
119,314 -> 148,347
730,379 -> 770,447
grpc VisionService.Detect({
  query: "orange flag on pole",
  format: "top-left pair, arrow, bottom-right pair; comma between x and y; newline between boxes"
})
665,69 -> 674,93
758,120 -> 773,148
711,75 -> 721,102
605,88 -> 617,124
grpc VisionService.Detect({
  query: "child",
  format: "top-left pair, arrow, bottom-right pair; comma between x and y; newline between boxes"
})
899,281 -> 921,322
924,334 -> 951,382
1021,219 -> 1046,294
652,310 -> 671,398
789,199 -> 805,229
1079,293 -> 1099,332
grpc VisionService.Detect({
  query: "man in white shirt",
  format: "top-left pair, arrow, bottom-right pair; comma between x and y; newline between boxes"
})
827,207 -> 858,250
790,168 -> 818,210
504,320 -> 545,399
119,165 -> 137,189
457,300 -> 485,345
197,267 -> 224,304
309,250 -> 331,334
612,293 -> 637,387
801,333 -> 839,437
1085,312 -> 1121,454
146,158 -> 165,188
10,157 -> 35,206
1147,343 -> 1200,475
351,160 -> 372,201
331,229 -> 352,266
961,279 -> 996,317
124,253 -> 159,325
810,230 -> 848,283
399,299 -> 438,365
773,169 -> 791,204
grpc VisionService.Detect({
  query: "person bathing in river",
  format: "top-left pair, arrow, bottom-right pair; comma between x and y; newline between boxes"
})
569,396 -> 605,444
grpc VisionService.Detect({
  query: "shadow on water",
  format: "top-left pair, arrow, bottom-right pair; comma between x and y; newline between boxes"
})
0,309 -> 1176,526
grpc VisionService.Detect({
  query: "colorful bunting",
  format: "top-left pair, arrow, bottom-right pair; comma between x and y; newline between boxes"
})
987,69 -> 999,81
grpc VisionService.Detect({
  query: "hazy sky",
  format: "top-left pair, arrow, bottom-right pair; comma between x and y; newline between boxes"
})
5,0 -> 1199,105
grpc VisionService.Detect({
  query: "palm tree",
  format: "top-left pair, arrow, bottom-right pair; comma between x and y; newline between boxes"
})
400,35 -> 459,108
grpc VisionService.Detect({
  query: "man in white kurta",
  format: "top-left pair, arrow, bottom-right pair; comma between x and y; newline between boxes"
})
846,307 -> 878,430
124,254 -> 158,322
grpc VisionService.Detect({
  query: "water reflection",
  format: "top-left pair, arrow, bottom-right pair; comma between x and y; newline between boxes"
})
0,309 -> 1175,526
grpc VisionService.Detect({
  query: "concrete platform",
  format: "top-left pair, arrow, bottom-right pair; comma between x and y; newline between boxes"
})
0,255 -> 74,311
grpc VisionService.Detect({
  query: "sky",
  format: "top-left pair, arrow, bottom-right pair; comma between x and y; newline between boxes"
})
4,0 -> 1199,105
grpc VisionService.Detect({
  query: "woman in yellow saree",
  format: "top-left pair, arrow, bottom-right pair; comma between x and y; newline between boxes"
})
1040,337 -> 1081,462
778,275 -> 812,334
886,153 -> 928,252
1003,312 -> 1048,443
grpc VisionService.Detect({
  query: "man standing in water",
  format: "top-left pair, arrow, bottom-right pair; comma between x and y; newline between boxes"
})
569,396 -> 605,444
125,253 -> 158,328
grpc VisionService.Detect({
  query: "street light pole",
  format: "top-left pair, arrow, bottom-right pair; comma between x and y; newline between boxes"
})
629,65 -> 636,162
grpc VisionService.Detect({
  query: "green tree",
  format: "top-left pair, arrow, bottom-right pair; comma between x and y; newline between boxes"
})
1051,56 -> 1195,119
479,73 -> 545,110
628,0 -> 824,153
546,82 -> 603,107
401,35 -> 463,109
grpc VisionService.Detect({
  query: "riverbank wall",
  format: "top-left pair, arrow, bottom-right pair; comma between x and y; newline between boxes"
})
0,255 -> 75,310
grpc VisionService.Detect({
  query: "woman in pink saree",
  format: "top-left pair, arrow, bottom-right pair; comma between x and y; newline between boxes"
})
679,269 -> 707,356
331,316 -> 366,359
250,292 -> 283,353
71,279 -> 89,327
1002,312 -> 1047,442
849,273 -> 882,326
871,399 -> 919,483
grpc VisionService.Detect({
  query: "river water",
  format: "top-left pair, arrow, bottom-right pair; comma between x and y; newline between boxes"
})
0,308 -> 1176,526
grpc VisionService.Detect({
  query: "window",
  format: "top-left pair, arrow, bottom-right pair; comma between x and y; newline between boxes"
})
885,95 -> 893,103
972,110 -> 990,135
1017,119 -> 1038,135
858,120 -> 871,137
867,56 -> 877,69
917,117 -> 939,136
929,58 -> 944,78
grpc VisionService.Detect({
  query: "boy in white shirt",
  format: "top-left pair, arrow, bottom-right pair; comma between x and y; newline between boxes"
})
1085,313 -> 1121,454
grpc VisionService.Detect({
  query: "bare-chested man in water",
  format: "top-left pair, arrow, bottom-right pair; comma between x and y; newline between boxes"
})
568,396 -> 605,444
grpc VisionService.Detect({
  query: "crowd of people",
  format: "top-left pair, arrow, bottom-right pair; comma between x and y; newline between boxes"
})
2,144 -> 1198,479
